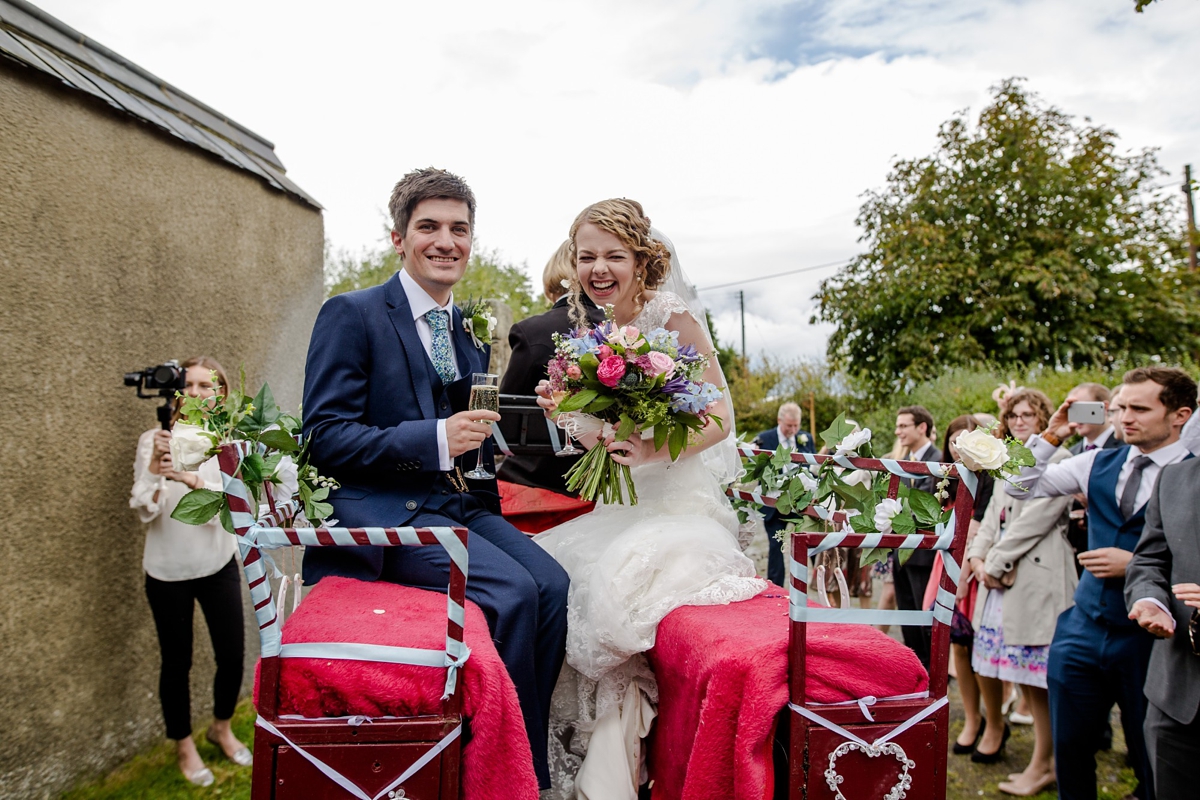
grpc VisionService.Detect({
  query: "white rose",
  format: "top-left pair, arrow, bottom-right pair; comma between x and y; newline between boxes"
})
842,469 -> 872,488
169,423 -> 215,471
798,471 -> 819,494
835,427 -> 872,455
874,497 -> 904,534
955,428 -> 1009,471
272,455 -> 300,501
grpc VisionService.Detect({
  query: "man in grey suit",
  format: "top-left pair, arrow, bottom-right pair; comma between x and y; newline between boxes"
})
1126,458 -> 1200,800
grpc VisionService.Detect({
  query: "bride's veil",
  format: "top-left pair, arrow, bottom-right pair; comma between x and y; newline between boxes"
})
650,227 -> 743,485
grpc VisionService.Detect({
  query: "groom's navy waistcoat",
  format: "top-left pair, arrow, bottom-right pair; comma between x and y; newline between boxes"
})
301,272 -> 496,583
1079,445 -> 1146,627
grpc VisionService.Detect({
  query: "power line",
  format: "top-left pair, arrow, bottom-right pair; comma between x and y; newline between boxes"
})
696,257 -> 852,292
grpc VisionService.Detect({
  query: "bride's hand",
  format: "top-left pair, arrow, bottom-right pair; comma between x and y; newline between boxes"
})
535,380 -> 558,416
605,434 -> 661,467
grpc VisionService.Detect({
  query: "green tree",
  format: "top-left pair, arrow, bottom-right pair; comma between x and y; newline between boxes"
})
814,78 -> 1198,400
324,242 -> 548,322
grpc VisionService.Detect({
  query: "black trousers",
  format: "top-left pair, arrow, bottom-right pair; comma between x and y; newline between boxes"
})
144,556 -> 245,741
892,554 -> 933,668
1145,702 -> 1200,800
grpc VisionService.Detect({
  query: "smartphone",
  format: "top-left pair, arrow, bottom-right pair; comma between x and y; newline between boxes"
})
1068,401 -> 1106,425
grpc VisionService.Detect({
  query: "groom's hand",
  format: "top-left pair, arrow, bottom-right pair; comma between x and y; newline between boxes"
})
446,410 -> 501,458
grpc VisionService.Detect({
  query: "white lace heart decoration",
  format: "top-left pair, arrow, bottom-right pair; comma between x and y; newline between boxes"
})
824,739 -> 916,800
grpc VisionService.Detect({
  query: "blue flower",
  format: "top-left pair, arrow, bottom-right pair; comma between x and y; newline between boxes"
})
566,331 -> 601,357
645,327 -> 680,354
677,343 -> 703,363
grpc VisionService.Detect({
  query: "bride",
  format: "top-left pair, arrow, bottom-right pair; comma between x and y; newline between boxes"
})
533,199 -> 766,799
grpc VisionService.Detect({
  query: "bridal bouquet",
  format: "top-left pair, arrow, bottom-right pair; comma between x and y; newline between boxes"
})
546,311 -> 723,505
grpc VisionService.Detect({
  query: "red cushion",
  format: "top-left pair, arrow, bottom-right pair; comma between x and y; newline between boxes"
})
255,577 -> 538,800
498,480 -> 594,533
647,588 -> 929,800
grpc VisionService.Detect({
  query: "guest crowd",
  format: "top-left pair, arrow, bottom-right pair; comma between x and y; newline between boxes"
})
753,368 -> 1200,800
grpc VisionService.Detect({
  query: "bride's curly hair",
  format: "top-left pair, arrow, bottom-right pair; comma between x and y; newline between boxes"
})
565,198 -> 672,328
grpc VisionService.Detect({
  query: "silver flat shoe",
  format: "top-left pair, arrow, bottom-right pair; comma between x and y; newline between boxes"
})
185,766 -> 215,787
206,729 -> 253,766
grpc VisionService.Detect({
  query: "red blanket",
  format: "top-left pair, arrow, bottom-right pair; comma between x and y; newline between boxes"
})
646,589 -> 929,800
498,480 -> 594,533
254,577 -> 537,800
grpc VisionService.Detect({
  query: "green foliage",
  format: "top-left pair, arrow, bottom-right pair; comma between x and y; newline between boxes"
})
814,78 -> 1199,401
325,241 -> 548,322
171,377 -> 338,529
725,354 -> 1197,458
1134,0 -> 1159,11
729,354 -> 845,440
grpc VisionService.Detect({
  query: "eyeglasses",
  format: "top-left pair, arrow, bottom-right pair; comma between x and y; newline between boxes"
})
1005,412 -> 1039,422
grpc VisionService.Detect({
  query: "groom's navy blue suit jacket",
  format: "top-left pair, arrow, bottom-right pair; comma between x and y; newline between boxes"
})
301,272 -> 497,584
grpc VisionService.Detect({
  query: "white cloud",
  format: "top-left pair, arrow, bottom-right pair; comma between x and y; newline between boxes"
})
28,0 -> 1200,363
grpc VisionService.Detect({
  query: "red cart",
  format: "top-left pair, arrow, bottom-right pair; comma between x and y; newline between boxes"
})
726,446 -> 977,800
216,443 -> 470,799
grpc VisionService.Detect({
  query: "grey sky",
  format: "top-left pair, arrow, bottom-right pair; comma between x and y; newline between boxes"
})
29,0 -> 1200,361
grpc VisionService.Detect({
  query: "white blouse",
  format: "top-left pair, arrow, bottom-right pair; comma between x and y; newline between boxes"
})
129,428 -> 237,582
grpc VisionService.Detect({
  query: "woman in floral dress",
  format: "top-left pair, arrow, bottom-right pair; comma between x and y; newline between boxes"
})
966,389 -> 1077,795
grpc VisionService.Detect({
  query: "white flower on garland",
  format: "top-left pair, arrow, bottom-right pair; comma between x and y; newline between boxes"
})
798,470 -> 819,494
169,422 -> 216,471
272,455 -> 300,502
955,428 -> 1009,471
874,497 -> 905,534
835,427 -> 872,456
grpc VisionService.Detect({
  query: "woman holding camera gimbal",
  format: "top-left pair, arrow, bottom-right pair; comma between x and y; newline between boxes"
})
129,356 -> 250,787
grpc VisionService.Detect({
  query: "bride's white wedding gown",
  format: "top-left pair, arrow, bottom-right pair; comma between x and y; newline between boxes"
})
533,292 -> 766,799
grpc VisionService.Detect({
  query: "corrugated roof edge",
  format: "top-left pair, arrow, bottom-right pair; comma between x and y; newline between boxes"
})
0,0 -> 321,210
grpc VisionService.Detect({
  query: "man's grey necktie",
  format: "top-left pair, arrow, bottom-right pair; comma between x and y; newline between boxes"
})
1118,455 -> 1154,520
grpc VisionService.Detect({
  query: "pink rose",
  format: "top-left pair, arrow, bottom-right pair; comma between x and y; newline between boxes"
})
596,355 -> 627,387
597,345 -> 614,361
619,326 -> 640,345
566,364 -> 582,380
644,351 -> 676,378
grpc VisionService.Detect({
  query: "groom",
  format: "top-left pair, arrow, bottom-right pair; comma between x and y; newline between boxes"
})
301,167 -> 569,787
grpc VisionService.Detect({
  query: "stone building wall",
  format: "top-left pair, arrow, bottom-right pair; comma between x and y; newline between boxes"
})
0,61 -> 323,798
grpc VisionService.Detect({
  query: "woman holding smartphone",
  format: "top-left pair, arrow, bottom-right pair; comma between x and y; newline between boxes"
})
129,356 -> 250,786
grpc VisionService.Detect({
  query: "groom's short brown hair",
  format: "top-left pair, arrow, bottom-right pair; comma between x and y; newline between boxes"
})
389,167 -> 476,234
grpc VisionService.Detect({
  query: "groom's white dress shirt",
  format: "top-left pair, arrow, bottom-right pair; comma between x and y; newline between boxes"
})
399,268 -> 460,471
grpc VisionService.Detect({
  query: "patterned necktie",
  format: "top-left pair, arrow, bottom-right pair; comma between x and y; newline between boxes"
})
424,309 -> 456,386
1118,455 -> 1154,520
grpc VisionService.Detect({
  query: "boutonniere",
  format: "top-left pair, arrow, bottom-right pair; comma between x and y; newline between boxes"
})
459,298 -> 497,351
798,432 -> 810,446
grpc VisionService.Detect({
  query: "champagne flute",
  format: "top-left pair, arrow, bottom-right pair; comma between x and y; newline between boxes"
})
465,373 -> 499,479
555,427 -> 581,457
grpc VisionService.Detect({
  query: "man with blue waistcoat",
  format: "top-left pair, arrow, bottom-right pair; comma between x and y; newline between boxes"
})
1011,367 -> 1196,800
301,168 -> 569,789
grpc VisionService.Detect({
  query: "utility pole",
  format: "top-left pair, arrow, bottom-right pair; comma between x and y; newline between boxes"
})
1185,165 -> 1197,271
738,290 -> 746,361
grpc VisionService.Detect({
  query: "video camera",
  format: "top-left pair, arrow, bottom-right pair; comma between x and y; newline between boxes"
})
124,360 -> 187,429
